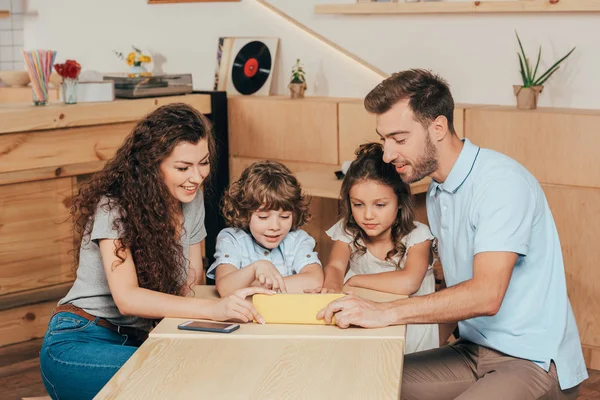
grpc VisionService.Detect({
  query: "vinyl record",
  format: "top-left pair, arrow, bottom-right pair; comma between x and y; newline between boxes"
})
231,41 -> 272,95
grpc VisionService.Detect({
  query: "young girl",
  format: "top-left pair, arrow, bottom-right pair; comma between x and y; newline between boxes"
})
322,142 -> 438,353
207,160 -> 324,296
39,104 -> 271,400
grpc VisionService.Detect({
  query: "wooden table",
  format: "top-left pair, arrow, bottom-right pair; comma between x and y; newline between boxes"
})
95,286 -> 406,399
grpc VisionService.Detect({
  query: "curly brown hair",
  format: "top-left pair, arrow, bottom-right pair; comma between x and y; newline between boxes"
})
221,160 -> 311,231
73,103 -> 216,296
340,143 -> 416,268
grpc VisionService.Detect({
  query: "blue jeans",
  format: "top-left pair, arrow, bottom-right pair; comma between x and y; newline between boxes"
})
40,312 -> 142,400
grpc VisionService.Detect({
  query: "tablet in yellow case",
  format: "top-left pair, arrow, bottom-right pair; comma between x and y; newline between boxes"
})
252,293 -> 345,325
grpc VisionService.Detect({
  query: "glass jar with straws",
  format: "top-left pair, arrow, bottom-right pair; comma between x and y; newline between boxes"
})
21,49 -> 57,106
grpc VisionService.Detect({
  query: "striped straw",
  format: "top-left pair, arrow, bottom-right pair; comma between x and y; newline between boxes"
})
21,49 -> 57,104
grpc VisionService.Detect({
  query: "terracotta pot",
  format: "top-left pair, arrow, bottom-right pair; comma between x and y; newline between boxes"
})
513,85 -> 543,110
288,82 -> 307,99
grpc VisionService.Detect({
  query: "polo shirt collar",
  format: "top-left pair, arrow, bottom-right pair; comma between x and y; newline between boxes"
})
429,138 -> 480,196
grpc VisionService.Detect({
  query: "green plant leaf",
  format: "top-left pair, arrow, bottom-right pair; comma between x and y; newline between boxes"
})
518,53 -> 530,86
535,66 -> 560,86
532,46 -> 541,82
533,47 -> 575,86
516,31 -> 532,83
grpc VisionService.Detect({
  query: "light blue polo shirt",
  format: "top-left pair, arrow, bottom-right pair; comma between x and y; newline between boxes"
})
426,138 -> 588,390
206,228 -> 321,279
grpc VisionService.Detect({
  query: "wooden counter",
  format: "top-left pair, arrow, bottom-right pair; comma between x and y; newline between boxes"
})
0,94 -> 212,347
96,285 -> 406,400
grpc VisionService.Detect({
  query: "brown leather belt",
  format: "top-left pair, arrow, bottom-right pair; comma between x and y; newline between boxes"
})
52,303 -> 148,342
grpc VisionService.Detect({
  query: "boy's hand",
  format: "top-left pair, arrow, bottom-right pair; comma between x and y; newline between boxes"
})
253,260 -> 287,293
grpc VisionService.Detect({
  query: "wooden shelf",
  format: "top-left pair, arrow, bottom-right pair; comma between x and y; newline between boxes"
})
315,0 -> 600,15
0,10 -> 9,18
295,167 -> 430,200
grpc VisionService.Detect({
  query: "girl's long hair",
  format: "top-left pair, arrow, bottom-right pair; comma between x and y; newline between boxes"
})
72,103 -> 215,295
340,143 -> 415,268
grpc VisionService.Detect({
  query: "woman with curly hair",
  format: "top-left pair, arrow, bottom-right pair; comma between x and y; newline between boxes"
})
39,103 -> 272,400
206,160 -> 324,296
318,143 -> 438,353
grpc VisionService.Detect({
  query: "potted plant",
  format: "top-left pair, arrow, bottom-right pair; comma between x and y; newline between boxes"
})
514,31 -> 575,110
288,58 -> 307,99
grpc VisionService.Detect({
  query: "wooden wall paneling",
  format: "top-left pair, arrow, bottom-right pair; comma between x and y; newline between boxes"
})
0,94 -> 211,135
227,97 -> 339,164
543,184 -> 600,353
315,0 -> 600,14
303,197 -> 340,267
0,160 -> 106,187
583,345 -> 600,371
0,87 -> 59,104
0,123 -> 135,174
453,108 -> 465,139
0,178 -> 74,295
229,156 -> 339,182
338,101 -> 376,163
0,301 -> 56,347
465,108 -> 600,188
0,282 -> 70,312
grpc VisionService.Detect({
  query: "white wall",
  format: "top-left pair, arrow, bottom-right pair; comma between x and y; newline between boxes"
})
24,0 -> 382,98
266,0 -> 599,109
24,0 -> 599,109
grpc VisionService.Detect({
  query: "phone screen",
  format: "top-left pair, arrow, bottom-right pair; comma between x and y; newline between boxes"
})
178,320 -> 240,333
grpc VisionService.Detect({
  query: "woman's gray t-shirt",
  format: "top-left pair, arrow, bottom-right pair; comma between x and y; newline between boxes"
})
59,192 -> 207,331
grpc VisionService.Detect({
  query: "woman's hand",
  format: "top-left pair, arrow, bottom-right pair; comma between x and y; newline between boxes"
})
253,260 -> 287,293
211,287 -> 274,324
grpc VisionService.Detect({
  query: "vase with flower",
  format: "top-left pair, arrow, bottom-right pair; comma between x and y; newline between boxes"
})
54,59 -> 82,104
115,46 -> 152,78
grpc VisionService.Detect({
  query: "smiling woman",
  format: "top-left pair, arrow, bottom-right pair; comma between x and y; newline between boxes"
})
38,103 -> 273,400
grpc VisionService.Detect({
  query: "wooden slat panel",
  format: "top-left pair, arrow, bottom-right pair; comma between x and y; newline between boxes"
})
0,160 -> 105,186
0,178 -> 74,295
0,94 -> 211,135
0,123 -> 134,174
338,102 -> 376,163
229,156 -> 338,182
338,103 -> 464,163
315,0 -> 600,14
228,97 -> 339,164
466,109 -> 600,188
0,300 -> 56,347
583,345 -> 600,371
0,87 -> 59,104
543,184 -> 600,349
303,197 -> 340,266
0,282 -> 71,311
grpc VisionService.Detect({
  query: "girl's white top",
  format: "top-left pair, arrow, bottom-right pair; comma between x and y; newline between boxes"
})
326,219 -> 439,353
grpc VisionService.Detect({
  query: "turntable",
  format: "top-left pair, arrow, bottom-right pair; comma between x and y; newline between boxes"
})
103,73 -> 193,99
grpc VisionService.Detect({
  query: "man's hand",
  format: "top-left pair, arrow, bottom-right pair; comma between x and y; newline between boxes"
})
316,294 -> 395,329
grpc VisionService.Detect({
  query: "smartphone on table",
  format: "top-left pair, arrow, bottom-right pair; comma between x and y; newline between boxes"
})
177,320 -> 240,334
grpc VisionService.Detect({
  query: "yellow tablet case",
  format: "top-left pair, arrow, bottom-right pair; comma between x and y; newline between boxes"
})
252,293 -> 345,325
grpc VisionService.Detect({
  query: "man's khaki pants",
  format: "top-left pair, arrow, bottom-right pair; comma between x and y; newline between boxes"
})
401,339 -> 580,400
